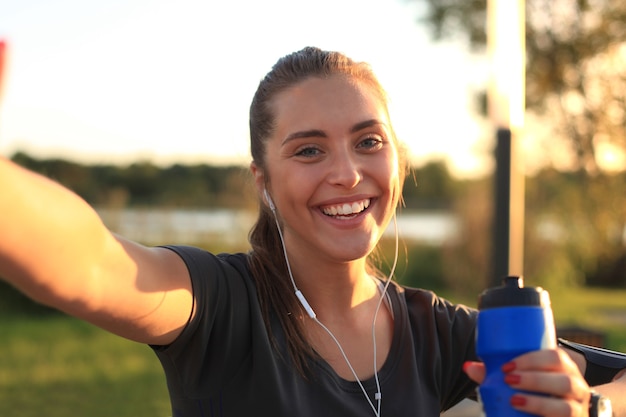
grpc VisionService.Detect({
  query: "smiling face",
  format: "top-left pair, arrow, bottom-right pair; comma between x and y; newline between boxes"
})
255,74 -> 401,265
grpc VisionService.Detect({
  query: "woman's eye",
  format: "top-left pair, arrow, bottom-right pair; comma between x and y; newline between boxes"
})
295,146 -> 321,157
358,135 -> 383,150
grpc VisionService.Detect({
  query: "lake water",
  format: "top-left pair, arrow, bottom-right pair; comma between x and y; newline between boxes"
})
96,208 -> 458,245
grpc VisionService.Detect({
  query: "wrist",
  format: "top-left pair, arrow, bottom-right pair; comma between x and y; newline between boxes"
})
590,391 -> 613,417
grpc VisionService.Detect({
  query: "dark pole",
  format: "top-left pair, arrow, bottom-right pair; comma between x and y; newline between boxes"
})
492,128 -> 512,286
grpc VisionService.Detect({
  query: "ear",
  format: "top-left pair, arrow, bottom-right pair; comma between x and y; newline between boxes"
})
250,161 -> 267,204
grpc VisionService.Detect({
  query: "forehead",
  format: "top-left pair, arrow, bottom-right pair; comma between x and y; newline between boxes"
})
269,74 -> 389,131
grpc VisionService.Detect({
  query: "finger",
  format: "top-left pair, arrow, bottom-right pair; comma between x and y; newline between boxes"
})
511,394 -> 588,417
505,370 -> 589,401
463,361 -> 486,383
504,350 -> 588,401
510,349 -> 579,374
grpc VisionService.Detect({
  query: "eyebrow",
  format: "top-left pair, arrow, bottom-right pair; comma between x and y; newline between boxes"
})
281,119 -> 384,146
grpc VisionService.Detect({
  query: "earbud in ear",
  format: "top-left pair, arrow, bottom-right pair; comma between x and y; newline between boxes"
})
263,189 -> 275,211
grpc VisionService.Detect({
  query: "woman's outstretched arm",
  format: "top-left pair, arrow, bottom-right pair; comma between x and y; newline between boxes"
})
0,156 -> 193,345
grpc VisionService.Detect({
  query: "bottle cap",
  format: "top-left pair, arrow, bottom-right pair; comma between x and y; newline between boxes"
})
478,276 -> 551,310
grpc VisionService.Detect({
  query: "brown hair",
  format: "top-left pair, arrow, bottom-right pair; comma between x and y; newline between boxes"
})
247,46 -> 407,375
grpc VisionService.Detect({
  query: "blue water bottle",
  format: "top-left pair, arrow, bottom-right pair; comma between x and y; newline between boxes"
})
476,276 -> 557,417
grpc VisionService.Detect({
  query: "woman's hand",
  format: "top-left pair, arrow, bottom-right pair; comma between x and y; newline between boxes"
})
464,349 -> 591,417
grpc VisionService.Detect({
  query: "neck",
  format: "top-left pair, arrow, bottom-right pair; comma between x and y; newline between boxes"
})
286,250 -> 378,316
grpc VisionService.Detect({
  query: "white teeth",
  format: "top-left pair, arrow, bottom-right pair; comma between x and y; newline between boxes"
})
322,199 -> 370,217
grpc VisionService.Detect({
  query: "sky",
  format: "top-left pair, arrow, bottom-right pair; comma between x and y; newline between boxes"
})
0,0 -> 492,178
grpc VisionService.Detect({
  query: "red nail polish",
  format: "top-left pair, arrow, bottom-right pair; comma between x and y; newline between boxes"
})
501,361 -> 516,372
510,395 -> 527,407
504,373 -> 521,385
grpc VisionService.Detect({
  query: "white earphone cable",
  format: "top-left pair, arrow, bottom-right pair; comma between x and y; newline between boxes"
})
371,210 -> 399,416
269,199 -> 399,417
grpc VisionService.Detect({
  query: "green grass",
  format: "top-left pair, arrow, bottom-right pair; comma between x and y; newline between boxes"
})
0,315 -> 170,417
1,287 -> 625,416
549,286 -> 626,351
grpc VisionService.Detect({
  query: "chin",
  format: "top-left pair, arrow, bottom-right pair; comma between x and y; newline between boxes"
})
326,239 -> 379,262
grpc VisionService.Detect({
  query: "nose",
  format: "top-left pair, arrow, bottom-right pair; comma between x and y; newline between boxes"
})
327,147 -> 362,189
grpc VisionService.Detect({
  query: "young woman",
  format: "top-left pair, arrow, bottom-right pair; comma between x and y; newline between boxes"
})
0,47 -> 624,417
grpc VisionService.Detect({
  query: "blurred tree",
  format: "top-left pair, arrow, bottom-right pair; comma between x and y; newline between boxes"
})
525,168 -> 626,287
415,0 -> 626,286
11,151 -> 103,203
10,152 -> 255,210
441,177 -> 493,295
403,160 -> 458,210
122,161 -> 161,205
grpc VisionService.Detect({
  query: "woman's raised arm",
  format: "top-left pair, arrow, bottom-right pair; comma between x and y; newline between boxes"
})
0,156 -> 193,345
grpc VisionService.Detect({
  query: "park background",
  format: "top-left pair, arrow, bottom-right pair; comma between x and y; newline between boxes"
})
1,0 -> 625,416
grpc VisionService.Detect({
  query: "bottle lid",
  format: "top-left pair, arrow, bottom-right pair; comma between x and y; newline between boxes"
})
478,276 -> 551,309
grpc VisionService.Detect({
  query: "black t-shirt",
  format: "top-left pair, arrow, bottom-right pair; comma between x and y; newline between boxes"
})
152,246 -> 479,416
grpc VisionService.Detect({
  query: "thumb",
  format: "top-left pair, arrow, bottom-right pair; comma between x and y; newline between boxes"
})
463,361 -> 486,383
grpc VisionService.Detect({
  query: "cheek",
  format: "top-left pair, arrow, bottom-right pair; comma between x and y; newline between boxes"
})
379,151 -> 400,186
275,168 -> 318,206
384,156 -> 402,205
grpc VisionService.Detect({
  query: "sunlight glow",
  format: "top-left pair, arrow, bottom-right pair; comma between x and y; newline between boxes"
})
0,0 -> 489,178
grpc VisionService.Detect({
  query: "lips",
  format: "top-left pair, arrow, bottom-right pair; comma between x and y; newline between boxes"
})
321,198 -> 371,217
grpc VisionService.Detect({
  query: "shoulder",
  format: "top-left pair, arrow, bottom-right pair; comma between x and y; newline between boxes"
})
153,248 -> 258,350
398,284 -> 478,326
162,245 -> 251,279
401,285 -> 476,310
160,246 -> 256,318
